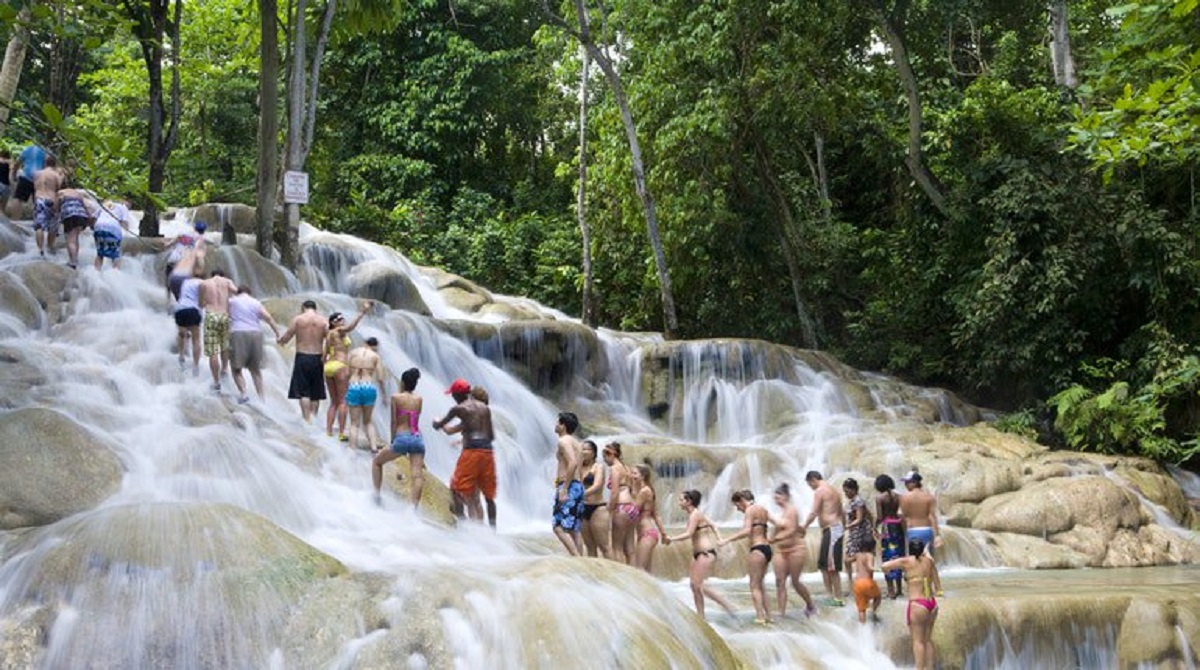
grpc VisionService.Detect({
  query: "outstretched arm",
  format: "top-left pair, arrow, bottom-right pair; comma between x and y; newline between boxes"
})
342,301 -> 373,333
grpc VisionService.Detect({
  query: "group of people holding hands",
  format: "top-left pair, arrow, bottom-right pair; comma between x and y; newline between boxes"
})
545,432 -> 945,669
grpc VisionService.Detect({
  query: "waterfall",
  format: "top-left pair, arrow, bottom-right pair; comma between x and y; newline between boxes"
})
0,219 -> 1196,668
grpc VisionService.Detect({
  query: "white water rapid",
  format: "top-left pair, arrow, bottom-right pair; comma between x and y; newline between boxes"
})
0,216 -> 1195,669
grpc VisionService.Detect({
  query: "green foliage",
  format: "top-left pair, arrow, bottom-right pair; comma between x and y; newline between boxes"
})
993,408 -> 1039,440
1069,0 -> 1200,172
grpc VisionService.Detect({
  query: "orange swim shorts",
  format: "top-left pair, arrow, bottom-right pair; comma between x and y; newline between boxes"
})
452,448 -> 496,500
853,577 -> 881,613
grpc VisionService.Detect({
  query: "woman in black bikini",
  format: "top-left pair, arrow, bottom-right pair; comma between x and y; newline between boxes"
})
579,440 -> 611,558
720,489 -> 773,624
665,490 -> 734,619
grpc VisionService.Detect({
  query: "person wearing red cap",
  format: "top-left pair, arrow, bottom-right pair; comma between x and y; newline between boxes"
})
433,378 -> 497,526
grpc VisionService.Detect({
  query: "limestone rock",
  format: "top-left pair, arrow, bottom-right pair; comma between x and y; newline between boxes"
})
12,261 -> 74,325
345,260 -> 430,315
0,408 -> 124,529
0,270 -> 42,330
440,285 -> 489,313
383,457 -> 457,527
209,245 -> 298,299
1114,462 -> 1195,527
1118,600 -> 1178,667
0,220 -> 27,259
973,476 -> 1147,565
0,345 -> 47,411
187,203 -> 256,235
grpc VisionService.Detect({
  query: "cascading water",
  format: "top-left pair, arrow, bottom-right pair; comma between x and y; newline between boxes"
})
0,217 -> 1196,669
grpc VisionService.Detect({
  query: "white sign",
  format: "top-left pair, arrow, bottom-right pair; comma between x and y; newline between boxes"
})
283,171 -> 309,204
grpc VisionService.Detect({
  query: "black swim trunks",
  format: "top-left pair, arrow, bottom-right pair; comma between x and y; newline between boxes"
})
818,525 -> 845,572
13,177 -> 34,202
287,352 -> 327,400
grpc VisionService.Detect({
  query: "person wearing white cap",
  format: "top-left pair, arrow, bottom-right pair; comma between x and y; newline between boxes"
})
900,470 -> 943,596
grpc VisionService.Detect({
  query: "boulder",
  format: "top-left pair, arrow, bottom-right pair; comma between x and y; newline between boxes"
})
11,261 -> 74,325
345,260 -> 430,315
440,285 -> 490,313
973,476 -> 1147,565
0,270 -> 43,330
187,203 -> 256,235
420,267 -> 494,313
0,408 -> 124,529
1114,462 -> 1195,527
2,502 -> 347,668
0,345 -> 48,411
0,219 -> 27,259
383,457 -> 457,527
209,245 -> 297,299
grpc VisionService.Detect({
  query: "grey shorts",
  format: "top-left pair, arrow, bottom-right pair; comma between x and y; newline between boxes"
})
230,331 -> 264,370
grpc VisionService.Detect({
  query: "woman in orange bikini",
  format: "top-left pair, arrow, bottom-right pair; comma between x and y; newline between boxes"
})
769,483 -> 816,617
630,463 -> 665,573
720,489 -> 774,625
665,489 -> 734,619
322,303 -> 370,441
603,442 -> 636,564
882,539 -> 939,670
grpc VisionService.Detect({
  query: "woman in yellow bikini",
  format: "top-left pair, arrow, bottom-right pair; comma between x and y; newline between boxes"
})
882,539 -> 939,669
323,302 -> 370,440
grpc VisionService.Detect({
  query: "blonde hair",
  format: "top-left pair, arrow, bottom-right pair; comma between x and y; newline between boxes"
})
470,386 -> 489,404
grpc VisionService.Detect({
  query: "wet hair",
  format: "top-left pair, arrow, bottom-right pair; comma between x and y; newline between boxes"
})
860,537 -> 877,554
557,412 -> 579,435
209,269 -> 225,278
301,299 -> 317,310
604,442 -> 622,458
908,540 -> 927,558
400,367 -> 420,392
45,155 -> 57,167
774,483 -> 791,498
843,478 -> 859,493
236,284 -> 251,295
582,439 -> 598,456
805,470 -> 823,482
635,463 -> 653,484
470,386 -> 489,404
731,489 -> 755,503
875,474 -> 896,493
683,490 -> 702,507
365,336 -> 379,347
328,312 -> 344,327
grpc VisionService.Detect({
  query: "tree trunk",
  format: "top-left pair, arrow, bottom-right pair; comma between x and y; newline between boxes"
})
577,46 -> 596,326
813,130 -> 832,223
278,0 -> 308,269
129,0 -> 183,238
301,0 -> 336,168
753,135 -> 818,348
1048,0 -> 1077,89
570,0 -> 678,337
0,4 -> 33,137
256,0 -> 281,258
875,1 -> 952,219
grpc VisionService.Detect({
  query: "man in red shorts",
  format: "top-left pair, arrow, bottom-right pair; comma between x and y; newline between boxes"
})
433,378 -> 497,527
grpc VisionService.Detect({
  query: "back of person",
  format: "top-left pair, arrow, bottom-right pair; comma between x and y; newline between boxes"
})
229,293 -> 262,332
19,145 -> 45,181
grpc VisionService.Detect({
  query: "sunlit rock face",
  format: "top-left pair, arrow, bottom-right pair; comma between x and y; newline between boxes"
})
0,408 -> 123,530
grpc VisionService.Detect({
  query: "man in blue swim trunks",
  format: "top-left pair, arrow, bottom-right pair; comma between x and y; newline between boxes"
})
901,471 -> 944,595
552,411 -> 586,556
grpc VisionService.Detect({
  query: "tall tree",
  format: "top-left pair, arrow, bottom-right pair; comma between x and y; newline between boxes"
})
123,0 -> 182,237
256,0 -> 280,258
867,0 -> 952,218
576,45 -> 595,326
543,0 -> 678,337
1048,0 -> 1077,89
0,2 -> 33,136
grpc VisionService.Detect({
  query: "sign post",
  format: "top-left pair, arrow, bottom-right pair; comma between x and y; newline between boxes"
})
283,171 -> 309,205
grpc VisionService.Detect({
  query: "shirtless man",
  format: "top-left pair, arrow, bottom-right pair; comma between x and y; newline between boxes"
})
32,156 -> 64,257
199,270 -> 238,391
433,379 -> 497,526
552,412 -> 585,556
344,337 -> 384,451
901,471 -> 943,594
803,470 -> 847,605
277,300 -> 329,422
